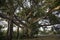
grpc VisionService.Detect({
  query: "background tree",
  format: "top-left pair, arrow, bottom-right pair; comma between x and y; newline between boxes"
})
0,0 -> 60,40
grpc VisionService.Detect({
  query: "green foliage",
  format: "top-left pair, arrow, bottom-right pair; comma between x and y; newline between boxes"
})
30,23 -> 39,36
0,0 -> 6,6
0,25 -> 4,40
0,0 -> 60,39
48,14 -> 60,24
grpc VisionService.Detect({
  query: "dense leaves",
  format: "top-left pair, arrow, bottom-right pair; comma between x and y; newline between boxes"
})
0,0 -> 60,39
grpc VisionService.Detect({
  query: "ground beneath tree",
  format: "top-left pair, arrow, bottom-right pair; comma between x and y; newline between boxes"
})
13,35 -> 60,40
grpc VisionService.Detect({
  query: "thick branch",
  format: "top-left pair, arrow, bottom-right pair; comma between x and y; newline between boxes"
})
0,13 -> 26,28
47,6 -> 60,14
0,13 -> 60,28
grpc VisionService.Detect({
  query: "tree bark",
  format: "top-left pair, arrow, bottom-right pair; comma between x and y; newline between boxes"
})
7,20 -> 13,40
7,11 -> 14,40
16,26 -> 19,39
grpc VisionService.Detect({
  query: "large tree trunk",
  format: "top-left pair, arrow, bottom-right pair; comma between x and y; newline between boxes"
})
7,12 -> 14,40
23,28 -> 32,38
7,20 -> 13,40
16,26 -> 19,39
27,28 -> 32,38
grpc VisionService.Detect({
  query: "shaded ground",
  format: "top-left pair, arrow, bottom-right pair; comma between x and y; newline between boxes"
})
13,35 -> 60,40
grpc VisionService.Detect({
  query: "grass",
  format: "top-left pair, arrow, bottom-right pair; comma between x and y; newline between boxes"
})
12,35 -> 60,40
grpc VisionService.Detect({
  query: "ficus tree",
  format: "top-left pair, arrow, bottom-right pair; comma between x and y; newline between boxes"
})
0,0 -> 60,40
